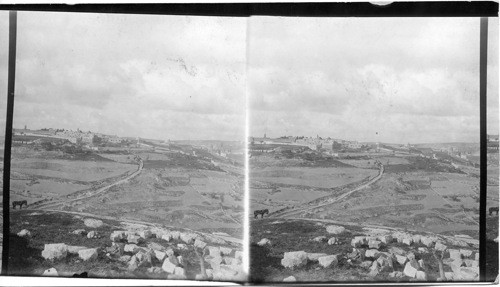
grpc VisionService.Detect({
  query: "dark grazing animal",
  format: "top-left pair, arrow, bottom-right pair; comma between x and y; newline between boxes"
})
12,200 -> 28,209
72,272 -> 88,278
254,209 -> 269,219
489,207 -> 499,216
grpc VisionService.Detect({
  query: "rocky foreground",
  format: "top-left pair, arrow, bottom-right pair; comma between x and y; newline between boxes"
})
253,220 -> 480,282
15,215 -> 244,281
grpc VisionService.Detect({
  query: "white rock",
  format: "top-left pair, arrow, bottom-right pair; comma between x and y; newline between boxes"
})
171,231 -> 180,240
402,237 -> 413,246
177,243 -> 188,250
448,249 -> 462,261
257,238 -> 271,246
416,270 -> 427,281
162,233 -> 172,242
395,254 -> 407,266
368,240 -> 382,249
312,236 -> 327,242
306,253 -> 328,262
154,250 -> 166,261
206,268 -> 214,279
110,231 -> 126,242
42,267 -> 59,276
87,231 -> 96,239
445,271 -> 454,281
421,236 -> 435,247
403,260 -> 419,278
72,229 -> 86,235
124,244 -> 139,253
180,232 -> 198,244
453,267 -> 479,281
138,230 -> 153,239
418,259 -> 425,269
174,266 -> 186,277
83,218 -> 103,228
283,276 -> 296,282
235,251 -> 243,260
328,237 -> 337,245
67,246 -> 87,254
17,229 -> 31,237
41,243 -> 68,260
475,252 -> 479,261
194,239 -> 207,249
162,259 -> 177,273
281,251 -> 308,269
318,255 -> 338,268
326,225 -> 345,234
208,246 -> 221,258
220,247 -> 233,256
127,234 -> 141,244
378,235 -> 392,244
365,249 -> 380,258
177,255 -> 184,266
418,247 -> 428,253
412,234 -> 421,244
435,242 -> 447,252
463,259 -> 479,267
78,248 -> 98,261
351,236 -> 366,247
389,246 -> 405,255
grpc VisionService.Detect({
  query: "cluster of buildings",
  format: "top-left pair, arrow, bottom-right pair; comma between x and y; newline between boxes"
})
13,126 -> 124,146
249,134 -> 364,151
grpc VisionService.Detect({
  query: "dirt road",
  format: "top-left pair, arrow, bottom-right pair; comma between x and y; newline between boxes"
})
34,158 -> 143,209
272,164 -> 384,218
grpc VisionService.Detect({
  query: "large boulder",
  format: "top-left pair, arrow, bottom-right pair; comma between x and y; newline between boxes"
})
368,240 -> 383,250
448,249 -> 462,261
327,237 -> 337,245
326,225 -> 345,234
416,270 -> 427,281
194,239 -> 207,249
434,242 -> 447,252
154,250 -> 166,261
220,247 -> 233,256
376,255 -> 393,272
318,255 -> 338,268
306,253 -> 328,262
147,242 -> 165,251
78,248 -> 98,261
127,234 -> 142,244
283,276 -> 296,282
453,267 -> 479,281
124,244 -> 139,253
365,249 -> 380,259
395,254 -> 407,266
378,235 -> 392,244
87,231 -> 97,239
351,236 -> 366,247
110,231 -> 126,242
420,236 -> 435,247
180,232 -> 198,244
67,246 -> 87,254
403,259 -> 420,278
17,229 -> 31,237
257,238 -> 271,246
162,258 -> 177,273
388,246 -> 405,256
42,267 -> 59,276
83,218 -> 103,228
281,251 -> 308,269
41,243 -> 68,260
208,246 -> 221,258
138,229 -> 153,239
460,249 -> 473,258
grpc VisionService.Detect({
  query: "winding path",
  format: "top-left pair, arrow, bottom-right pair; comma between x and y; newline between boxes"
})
273,164 -> 384,218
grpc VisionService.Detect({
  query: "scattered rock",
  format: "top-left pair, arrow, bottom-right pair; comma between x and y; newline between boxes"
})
42,243 -> 68,260
418,259 -> 426,269
42,267 -> 59,276
312,236 -> 327,242
174,266 -> 186,277
161,233 -> 172,242
281,251 -> 308,269
235,251 -> 243,260
448,249 -> 462,261
395,254 -> 407,266
180,232 -> 198,244
418,247 -> 428,253
434,242 -> 447,252
412,234 -> 421,244
403,259 -> 420,278
171,231 -> 181,240
177,255 -> 184,266
177,244 -> 188,250
378,235 -> 392,244
306,253 -> 328,262
351,236 -> 366,247
388,246 -> 405,256
110,231 -> 126,242
453,267 -> 479,281
283,276 -> 296,282
360,260 -> 372,269
406,251 -> 416,261
257,238 -> 271,246
127,234 -> 142,244
147,242 -> 165,251
327,237 -> 337,245
194,239 -> 207,249
118,255 -> 131,262
365,249 -> 380,259
147,266 -> 163,274
154,250 -> 166,261
138,230 -> 153,239
67,246 -> 87,254
416,270 -> 427,281
83,218 -> 103,228
376,255 -> 393,272
162,258 -> 177,273
208,246 -> 221,258
87,231 -> 97,239
326,225 -> 345,234
72,229 -> 86,236
318,255 -> 338,268
124,244 -> 139,253
445,271 -> 454,281
17,229 -> 31,237
78,248 -> 98,261
368,240 -> 382,250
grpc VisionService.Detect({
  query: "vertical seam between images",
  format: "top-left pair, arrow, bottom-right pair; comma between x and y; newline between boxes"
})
242,15 -> 250,279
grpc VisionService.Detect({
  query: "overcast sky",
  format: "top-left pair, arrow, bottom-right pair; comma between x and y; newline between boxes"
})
249,17 -> 499,144
0,11 -> 246,141
0,14 -> 498,143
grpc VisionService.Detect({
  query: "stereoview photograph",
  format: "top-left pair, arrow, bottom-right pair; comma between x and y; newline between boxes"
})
5,11 -> 246,281
249,17 -> 498,283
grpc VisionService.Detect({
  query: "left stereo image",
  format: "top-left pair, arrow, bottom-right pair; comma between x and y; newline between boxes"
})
2,11 -> 246,281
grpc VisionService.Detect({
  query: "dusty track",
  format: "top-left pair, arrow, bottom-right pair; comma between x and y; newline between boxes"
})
272,164 -> 384,218
32,159 -> 143,209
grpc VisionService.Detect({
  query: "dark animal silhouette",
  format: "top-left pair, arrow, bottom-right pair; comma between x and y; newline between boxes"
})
72,272 -> 88,278
254,209 -> 269,219
489,207 -> 499,216
12,200 -> 28,209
